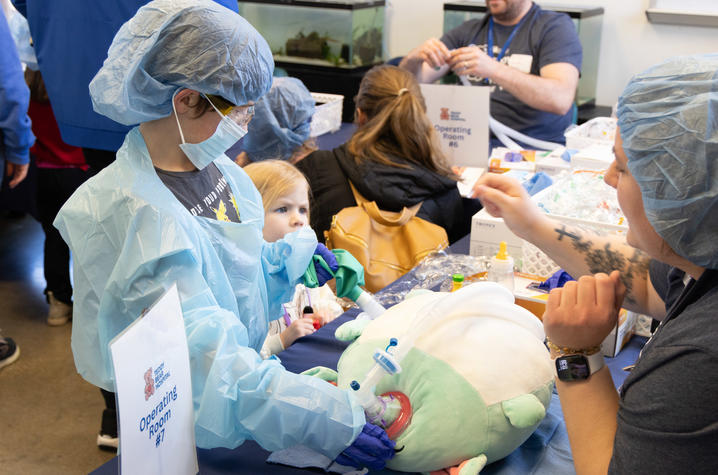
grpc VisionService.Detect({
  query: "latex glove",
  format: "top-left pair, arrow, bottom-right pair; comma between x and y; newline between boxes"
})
335,423 -> 396,471
544,271 -> 626,350
537,269 -> 575,292
522,171 -> 553,196
314,244 -> 338,286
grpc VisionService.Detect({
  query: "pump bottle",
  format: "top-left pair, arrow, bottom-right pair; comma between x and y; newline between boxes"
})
488,241 -> 515,292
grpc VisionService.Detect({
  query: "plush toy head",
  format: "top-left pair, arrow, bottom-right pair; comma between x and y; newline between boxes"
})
335,282 -> 554,473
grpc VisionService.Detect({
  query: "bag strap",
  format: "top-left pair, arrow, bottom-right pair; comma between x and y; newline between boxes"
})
348,181 -> 421,227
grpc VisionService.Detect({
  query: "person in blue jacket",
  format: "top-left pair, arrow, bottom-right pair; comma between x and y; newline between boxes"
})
0,8 -> 33,371
54,0 -> 394,469
0,9 -> 33,191
12,0 -> 238,172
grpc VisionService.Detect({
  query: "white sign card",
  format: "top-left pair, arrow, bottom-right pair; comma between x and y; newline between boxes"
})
420,83 -> 490,167
110,284 -> 198,475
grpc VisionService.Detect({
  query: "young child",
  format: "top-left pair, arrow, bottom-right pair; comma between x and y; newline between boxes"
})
25,68 -> 90,326
244,159 -> 343,358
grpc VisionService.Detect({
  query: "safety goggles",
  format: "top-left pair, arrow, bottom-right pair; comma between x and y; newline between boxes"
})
206,95 -> 255,128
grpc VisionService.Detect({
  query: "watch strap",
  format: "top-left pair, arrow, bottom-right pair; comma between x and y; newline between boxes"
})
585,351 -> 605,375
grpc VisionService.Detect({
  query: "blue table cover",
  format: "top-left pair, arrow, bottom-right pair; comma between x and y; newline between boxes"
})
91,234 -> 646,474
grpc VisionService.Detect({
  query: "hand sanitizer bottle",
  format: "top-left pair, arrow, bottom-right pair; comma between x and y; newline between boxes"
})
488,241 -> 515,293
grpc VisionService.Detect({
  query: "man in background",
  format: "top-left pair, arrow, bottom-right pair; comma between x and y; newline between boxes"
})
400,0 -> 581,147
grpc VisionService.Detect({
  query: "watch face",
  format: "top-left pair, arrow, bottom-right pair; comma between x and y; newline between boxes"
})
556,354 -> 590,381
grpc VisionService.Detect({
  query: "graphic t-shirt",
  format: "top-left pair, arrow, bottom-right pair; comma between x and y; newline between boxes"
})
156,163 -> 241,223
441,3 -> 582,143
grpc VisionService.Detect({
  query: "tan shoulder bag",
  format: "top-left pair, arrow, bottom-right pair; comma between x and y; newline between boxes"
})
324,182 -> 449,293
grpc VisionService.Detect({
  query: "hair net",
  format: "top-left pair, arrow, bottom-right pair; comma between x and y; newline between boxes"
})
242,77 -> 315,161
89,0 -> 274,125
617,54 -> 718,268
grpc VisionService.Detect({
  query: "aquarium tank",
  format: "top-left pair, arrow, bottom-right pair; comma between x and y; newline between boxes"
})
443,1 -> 604,107
238,0 -> 386,68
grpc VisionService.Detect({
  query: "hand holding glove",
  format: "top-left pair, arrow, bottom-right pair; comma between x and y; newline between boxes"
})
312,243 -> 339,286
335,422 -> 396,471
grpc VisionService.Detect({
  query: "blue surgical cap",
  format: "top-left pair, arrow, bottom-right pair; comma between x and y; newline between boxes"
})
241,77 -> 315,161
89,0 -> 274,125
617,54 -> 718,268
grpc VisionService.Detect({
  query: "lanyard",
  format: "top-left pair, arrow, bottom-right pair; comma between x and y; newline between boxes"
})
487,15 -> 526,62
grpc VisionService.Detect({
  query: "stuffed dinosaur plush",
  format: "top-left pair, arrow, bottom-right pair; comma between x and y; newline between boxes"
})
304,282 -> 555,474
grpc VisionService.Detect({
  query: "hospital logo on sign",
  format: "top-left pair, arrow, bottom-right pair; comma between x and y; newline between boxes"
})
438,107 -> 467,122
144,367 -> 155,401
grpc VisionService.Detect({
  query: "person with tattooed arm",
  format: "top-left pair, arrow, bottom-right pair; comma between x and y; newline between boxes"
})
472,55 -> 718,474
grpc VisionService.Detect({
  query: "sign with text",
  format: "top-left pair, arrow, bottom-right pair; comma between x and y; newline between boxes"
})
420,83 -> 490,167
110,284 -> 197,475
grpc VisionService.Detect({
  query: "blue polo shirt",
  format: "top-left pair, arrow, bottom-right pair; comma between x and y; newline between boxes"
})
441,2 -> 582,144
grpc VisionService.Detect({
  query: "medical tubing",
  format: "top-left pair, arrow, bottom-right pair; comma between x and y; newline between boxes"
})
489,118 -> 563,151
494,128 -> 522,151
350,380 -> 385,422
458,73 -> 563,151
355,290 -> 386,319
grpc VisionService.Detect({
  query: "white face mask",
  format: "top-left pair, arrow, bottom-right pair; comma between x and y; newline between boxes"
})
172,90 -> 249,170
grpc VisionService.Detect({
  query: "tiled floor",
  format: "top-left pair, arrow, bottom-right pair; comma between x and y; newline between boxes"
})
0,214 -> 114,474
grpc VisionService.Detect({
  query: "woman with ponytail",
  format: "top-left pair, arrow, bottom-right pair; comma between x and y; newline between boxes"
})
297,65 -> 476,244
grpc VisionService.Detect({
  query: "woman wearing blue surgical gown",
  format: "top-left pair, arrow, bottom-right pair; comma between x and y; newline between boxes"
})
53,0 -> 394,469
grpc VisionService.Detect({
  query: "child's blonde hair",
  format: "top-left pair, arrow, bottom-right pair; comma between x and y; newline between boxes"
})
244,160 -> 311,215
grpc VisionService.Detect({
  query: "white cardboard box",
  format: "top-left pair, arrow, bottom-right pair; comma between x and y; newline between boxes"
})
564,117 -> 617,150
535,151 -> 571,175
570,144 -> 615,170
469,209 -> 523,262
601,310 -> 638,357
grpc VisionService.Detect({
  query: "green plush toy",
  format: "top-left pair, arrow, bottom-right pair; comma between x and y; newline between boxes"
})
305,282 -> 554,474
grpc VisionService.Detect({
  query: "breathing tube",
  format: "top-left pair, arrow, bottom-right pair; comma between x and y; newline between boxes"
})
457,74 -> 563,151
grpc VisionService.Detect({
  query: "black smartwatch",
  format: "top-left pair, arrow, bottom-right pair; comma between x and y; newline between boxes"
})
554,352 -> 605,382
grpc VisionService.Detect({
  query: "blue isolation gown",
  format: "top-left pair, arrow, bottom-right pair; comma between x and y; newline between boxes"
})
54,127 -> 364,457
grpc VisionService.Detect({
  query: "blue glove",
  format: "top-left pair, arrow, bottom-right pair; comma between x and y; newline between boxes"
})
314,243 -> 339,286
335,422 -> 396,471
537,269 -> 575,291
522,171 -> 553,196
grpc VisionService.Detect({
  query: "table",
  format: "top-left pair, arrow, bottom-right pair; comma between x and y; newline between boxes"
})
92,236 -> 646,474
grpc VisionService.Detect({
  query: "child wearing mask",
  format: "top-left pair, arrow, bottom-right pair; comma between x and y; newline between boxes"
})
245,159 -> 343,358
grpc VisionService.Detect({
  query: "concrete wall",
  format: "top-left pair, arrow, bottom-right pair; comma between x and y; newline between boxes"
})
385,0 -> 718,106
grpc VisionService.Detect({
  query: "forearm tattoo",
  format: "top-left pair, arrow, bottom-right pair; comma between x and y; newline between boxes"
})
554,224 -> 650,304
